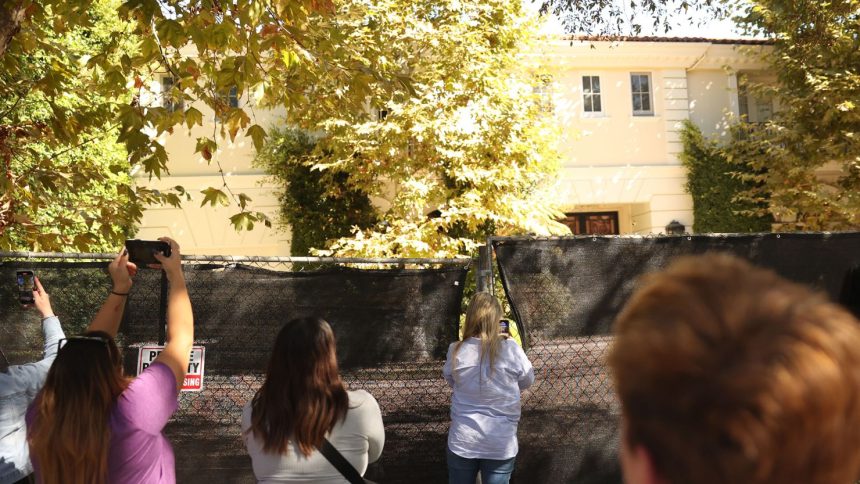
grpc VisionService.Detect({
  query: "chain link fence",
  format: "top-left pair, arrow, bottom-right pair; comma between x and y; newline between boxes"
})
4,233 -> 859,483
493,232 -> 860,483
0,254 -> 468,483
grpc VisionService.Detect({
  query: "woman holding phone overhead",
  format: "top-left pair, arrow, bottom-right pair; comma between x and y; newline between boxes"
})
27,237 -> 193,484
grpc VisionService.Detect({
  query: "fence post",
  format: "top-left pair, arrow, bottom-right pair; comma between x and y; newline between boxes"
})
476,245 -> 492,294
158,271 -> 167,345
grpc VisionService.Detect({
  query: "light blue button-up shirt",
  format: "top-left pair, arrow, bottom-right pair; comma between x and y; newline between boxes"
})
443,337 -> 535,460
0,316 -> 64,484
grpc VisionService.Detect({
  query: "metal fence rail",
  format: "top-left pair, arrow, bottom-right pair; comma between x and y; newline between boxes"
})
11,235 -> 853,483
1,253 -> 470,483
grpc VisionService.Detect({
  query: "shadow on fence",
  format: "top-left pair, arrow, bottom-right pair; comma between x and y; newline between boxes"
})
3,233 -> 860,483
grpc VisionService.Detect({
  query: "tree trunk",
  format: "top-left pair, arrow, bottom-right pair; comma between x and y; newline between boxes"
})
0,1 -> 27,58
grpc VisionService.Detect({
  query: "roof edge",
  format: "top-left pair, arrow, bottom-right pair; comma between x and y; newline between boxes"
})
557,35 -> 773,46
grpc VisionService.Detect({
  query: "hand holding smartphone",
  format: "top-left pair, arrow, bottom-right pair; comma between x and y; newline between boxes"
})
16,270 -> 35,305
125,239 -> 172,266
500,319 -> 512,338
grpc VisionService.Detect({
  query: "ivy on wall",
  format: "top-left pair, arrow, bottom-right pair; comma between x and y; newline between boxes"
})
254,128 -> 378,256
679,120 -> 771,233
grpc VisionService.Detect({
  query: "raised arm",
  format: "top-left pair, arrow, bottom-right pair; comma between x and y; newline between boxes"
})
15,276 -> 67,392
152,237 -> 194,389
33,277 -> 65,359
87,249 -> 138,337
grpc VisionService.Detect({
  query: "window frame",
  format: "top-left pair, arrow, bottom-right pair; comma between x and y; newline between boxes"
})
226,86 -> 239,109
581,75 -> 603,115
213,86 -> 240,122
630,72 -> 654,117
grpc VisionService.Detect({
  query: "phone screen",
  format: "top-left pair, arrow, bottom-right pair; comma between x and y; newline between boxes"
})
17,271 -> 35,304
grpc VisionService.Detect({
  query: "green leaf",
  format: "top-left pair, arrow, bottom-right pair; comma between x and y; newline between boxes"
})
230,212 -> 255,231
184,107 -> 203,129
157,19 -> 187,46
200,187 -> 230,207
246,124 -> 267,151
281,50 -> 300,69
238,193 -> 252,209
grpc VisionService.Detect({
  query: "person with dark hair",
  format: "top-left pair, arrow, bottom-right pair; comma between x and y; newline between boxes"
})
610,253 -> 860,484
0,277 -> 64,484
242,317 -> 384,483
26,237 -> 193,484
443,292 -> 534,484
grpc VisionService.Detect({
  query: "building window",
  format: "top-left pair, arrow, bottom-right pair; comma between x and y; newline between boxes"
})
534,74 -> 554,113
161,76 -> 184,113
561,212 -> 619,235
582,75 -> 602,113
214,86 -> 240,122
224,86 -> 239,108
630,73 -> 653,116
738,82 -> 775,124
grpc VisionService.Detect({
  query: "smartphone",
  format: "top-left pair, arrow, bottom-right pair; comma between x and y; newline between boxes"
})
125,239 -> 171,266
499,319 -> 512,336
16,270 -> 35,305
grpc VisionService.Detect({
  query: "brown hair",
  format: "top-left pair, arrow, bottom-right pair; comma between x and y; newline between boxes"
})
250,317 -> 349,456
452,292 -> 504,381
28,331 -> 130,484
609,253 -> 860,484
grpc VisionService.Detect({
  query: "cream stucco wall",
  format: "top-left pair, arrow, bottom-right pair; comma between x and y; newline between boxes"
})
134,38 -> 774,253
541,39 -> 771,235
687,70 -> 737,138
134,82 -> 292,255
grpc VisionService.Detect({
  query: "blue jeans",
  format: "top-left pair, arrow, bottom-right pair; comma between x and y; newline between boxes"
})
447,448 -> 516,484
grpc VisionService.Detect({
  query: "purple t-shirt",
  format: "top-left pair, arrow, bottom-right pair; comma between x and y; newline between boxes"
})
27,362 -> 179,483
108,362 -> 179,483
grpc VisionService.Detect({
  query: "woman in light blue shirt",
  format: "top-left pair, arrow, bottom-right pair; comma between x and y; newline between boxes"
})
443,292 -> 534,484
0,277 -> 64,484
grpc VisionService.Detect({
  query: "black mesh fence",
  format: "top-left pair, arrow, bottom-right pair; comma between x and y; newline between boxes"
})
5,234 -> 860,484
492,233 -> 860,483
0,256 -> 468,484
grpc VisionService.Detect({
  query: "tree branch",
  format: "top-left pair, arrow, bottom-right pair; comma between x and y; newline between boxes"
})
0,0 -> 27,58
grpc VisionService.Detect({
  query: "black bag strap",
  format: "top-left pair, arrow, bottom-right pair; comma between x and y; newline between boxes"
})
319,438 -> 365,484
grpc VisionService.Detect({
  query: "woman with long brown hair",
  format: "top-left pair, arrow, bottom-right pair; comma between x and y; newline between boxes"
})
443,292 -> 534,484
242,317 -> 384,483
26,237 -> 194,484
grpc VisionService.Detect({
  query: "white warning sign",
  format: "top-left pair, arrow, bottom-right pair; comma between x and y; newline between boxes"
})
137,345 -> 205,392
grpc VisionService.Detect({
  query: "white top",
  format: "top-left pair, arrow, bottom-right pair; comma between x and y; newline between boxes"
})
242,390 -> 384,484
443,337 -> 535,460
0,316 -> 64,484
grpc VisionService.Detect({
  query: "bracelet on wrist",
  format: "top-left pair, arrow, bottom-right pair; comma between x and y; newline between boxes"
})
111,290 -> 130,297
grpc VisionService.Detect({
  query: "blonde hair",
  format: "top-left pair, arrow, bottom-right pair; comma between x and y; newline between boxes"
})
452,292 -> 504,380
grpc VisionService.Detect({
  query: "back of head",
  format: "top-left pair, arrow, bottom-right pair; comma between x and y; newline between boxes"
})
454,292 -> 504,376
609,253 -> 860,484
29,331 -> 128,484
463,292 -> 503,340
251,317 -> 349,456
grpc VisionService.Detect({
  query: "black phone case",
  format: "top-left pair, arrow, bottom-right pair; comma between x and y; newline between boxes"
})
125,240 -> 171,265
